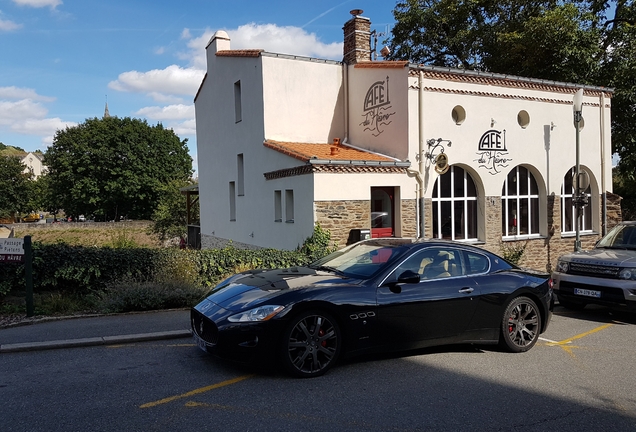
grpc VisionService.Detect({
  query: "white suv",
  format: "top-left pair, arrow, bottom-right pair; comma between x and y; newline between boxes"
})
552,221 -> 636,312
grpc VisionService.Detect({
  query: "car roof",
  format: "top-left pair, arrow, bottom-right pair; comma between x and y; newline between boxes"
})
358,237 -> 489,252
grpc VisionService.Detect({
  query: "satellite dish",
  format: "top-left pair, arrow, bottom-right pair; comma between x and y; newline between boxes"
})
434,153 -> 450,175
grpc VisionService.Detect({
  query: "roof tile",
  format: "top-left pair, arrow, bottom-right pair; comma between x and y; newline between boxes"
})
263,140 -> 396,162
216,50 -> 264,57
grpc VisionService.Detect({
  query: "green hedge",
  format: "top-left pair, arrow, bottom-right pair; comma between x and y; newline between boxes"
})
0,244 -> 312,297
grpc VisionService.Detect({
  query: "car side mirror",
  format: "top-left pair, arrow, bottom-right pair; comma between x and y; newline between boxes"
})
397,270 -> 420,284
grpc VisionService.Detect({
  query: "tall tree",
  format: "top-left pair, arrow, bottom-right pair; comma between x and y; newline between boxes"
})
44,117 -> 192,221
0,156 -> 33,219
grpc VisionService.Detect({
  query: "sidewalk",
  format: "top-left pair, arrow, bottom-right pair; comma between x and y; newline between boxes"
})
0,309 -> 192,353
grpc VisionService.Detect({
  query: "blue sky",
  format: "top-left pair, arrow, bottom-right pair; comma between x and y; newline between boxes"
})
0,0 -> 396,173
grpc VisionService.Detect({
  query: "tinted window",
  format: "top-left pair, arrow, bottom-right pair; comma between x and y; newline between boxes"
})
465,252 -> 489,275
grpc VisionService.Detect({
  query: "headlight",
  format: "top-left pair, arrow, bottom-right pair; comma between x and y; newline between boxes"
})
556,260 -> 569,273
228,305 -> 285,322
619,268 -> 636,280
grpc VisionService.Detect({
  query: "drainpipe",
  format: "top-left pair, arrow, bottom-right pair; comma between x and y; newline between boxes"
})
413,70 -> 426,238
600,92 -> 607,234
342,63 -> 350,145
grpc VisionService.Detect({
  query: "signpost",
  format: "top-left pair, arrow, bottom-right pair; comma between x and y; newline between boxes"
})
0,236 -> 33,316
0,238 -> 24,262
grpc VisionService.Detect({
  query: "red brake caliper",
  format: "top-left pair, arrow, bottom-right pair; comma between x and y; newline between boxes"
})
319,329 -> 326,347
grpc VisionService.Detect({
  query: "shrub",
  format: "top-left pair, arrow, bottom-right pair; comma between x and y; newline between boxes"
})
500,241 -> 528,266
0,226 -> 335,313
298,223 -> 337,262
99,280 -> 207,313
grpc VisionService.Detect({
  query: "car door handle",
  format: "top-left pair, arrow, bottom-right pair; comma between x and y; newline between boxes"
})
459,287 -> 474,294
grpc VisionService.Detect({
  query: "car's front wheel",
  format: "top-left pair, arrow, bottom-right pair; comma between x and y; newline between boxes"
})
280,310 -> 341,378
500,296 -> 541,353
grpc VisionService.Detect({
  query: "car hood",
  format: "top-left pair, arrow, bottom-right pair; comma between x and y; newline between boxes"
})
559,247 -> 636,267
203,267 -> 356,312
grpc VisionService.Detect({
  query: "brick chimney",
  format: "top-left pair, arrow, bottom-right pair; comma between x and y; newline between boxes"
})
343,9 -> 371,64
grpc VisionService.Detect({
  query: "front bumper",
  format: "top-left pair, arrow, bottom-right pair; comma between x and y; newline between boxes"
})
190,301 -> 285,363
552,272 -> 636,310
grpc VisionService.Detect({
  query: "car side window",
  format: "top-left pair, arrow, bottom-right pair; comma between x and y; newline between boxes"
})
391,248 -> 463,280
421,249 -> 463,279
464,251 -> 490,275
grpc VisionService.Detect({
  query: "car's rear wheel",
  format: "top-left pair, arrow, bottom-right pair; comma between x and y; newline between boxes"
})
556,295 -> 587,311
280,310 -> 341,378
500,296 -> 541,353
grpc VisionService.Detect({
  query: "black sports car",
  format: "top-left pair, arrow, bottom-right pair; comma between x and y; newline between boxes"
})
192,239 -> 553,377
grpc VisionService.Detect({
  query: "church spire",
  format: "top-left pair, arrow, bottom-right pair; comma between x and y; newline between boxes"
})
104,96 -> 110,118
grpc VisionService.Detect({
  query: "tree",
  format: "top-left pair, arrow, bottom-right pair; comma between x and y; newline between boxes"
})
44,117 -> 193,221
388,0 -> 636,201
150,178 -> 199,242
0,156 -> 33,219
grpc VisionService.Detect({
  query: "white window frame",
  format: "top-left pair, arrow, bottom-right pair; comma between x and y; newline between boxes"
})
561,167 -> 592,235
431,166 -> 478,242
502,166 -> 540,240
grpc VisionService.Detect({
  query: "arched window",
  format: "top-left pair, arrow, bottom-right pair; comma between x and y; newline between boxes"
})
432,166 -> 478,241
502,166 -> 540,238
561,167 -> 592,234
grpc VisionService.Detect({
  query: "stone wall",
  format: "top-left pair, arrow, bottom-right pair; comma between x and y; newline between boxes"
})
315,199 -> 418,248
400,199 -> 417,238
315,200 -> 371,247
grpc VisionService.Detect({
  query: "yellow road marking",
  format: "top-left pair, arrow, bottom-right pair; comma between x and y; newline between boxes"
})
545,323 -> 613,358
139,375 -> 254,409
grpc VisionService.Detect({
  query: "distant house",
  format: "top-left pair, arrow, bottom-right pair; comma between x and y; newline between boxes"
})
20,152 -> 47,179
194,10 -> 617,271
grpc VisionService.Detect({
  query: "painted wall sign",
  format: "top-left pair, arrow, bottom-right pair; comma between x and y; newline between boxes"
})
360,76 -> 396,137
474,129 -> 513,175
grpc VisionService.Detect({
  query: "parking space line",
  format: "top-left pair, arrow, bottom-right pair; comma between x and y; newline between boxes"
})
139,375 -> 254,409
545,323 -> 613,357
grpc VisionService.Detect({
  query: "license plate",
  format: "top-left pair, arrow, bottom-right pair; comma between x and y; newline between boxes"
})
193,334 -> 208,352
574,288 -> 601,298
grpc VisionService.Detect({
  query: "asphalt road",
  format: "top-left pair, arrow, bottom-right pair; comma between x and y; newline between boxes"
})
2,306 -> 636,432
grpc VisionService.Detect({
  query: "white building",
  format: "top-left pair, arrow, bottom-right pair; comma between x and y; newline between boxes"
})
21,152 -> 46,179
194,11 -> 618,271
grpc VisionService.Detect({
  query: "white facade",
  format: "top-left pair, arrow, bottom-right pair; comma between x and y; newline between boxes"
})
21,152 -> 46,179
194,16 -> 615,270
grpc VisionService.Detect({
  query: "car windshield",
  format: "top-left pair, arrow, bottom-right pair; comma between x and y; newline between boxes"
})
309,240 -> 412,279
596,224 -> 636,250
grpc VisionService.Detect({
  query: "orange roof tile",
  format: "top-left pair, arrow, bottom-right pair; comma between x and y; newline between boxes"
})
216,49 -> 264,57
263,140 -> 397,163
354,61 -> 409,69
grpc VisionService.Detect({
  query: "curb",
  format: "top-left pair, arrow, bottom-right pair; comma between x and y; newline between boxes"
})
0,329 -> 192,353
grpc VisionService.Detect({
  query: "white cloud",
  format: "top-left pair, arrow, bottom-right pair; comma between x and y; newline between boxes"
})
0,99 -> 49,124
0,18 -> 22,31
135,104 -> 194,121
11,117 -> 75,137
108,65 -> 204,97
0,86 -> 55,101
12,0 -> 62,9
180,23 -> 343,70
146,92 -> 185,104
0,94 -> 74,147
171,118 -> 196,137
229,23 -> 343,59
